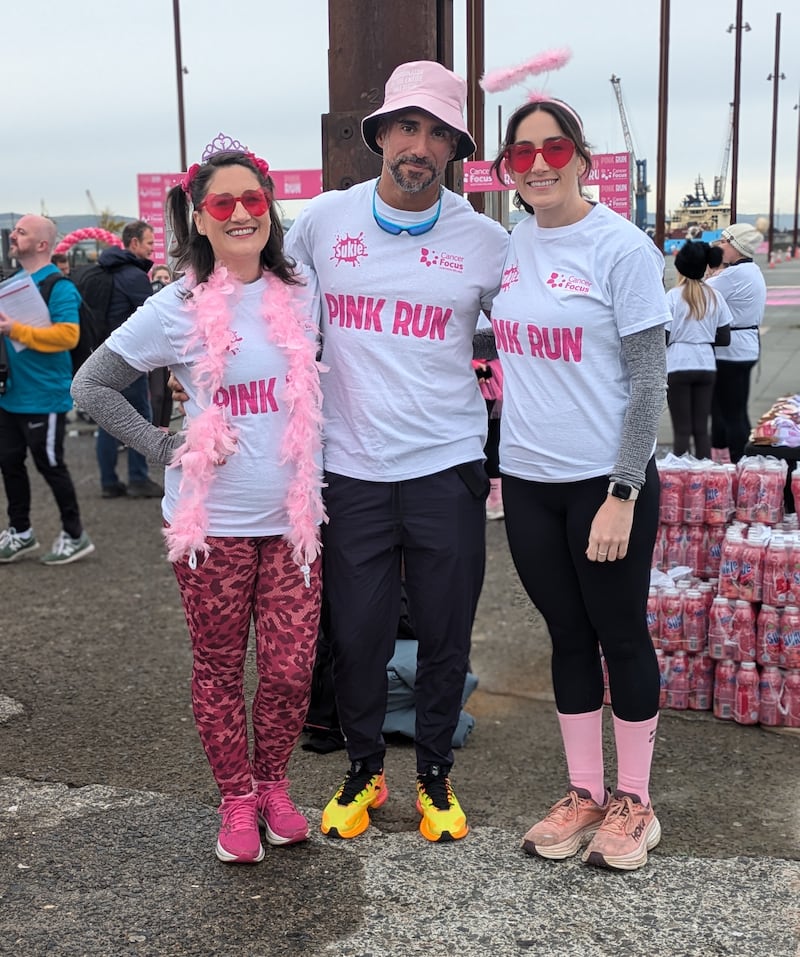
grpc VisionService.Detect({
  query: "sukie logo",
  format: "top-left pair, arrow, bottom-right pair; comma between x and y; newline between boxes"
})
501,263 -> 519,291
331,233 -> 368,267
546,271 -> 592,294
420,248 -> 464,273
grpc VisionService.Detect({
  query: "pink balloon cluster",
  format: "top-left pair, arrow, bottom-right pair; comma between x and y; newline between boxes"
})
54,227 -> 124,255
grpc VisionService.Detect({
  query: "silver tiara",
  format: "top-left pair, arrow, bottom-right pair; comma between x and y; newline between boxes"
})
201,133 -> 249,162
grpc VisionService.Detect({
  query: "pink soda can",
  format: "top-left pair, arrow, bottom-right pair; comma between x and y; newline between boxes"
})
762,533 -> 789,607
780,669 -> 800,728
735,460 -> 762,523
651,524 -> 666,572
646,587 -> 660,645
683,465 -> 706,525
659,464 -> 684,525
733,661 -> 760,725
736,533 -> 764,604
682,589 -> 707,654
717,528 -> 743,599
704,464 -> 732,525
659,587 -> 683,653
789,534 -> 800,605
666,650 -> 689,710
664,524 -> 688,570
758,665 -> 784,726
731,600 -> 756,663
704,526 -> 726,579
792,465 -> 800,516
780,605 -> 800,670
684,526 -> 706,579
756,604 -> 782,666
713,659 -> 737,720
708,596 -> 734,660
688,653 -> 714,711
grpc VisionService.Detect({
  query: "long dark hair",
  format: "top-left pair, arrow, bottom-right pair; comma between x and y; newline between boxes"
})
490,99 -> 593,216
166,152 -> 300,286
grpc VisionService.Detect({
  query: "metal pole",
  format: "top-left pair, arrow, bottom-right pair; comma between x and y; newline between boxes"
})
767,12 -> 783,259
793,95 -> 800,255
654,0 -> 670,252
172,0 -> 188,172
466,0 -> 485,212
728,0 -> 747,223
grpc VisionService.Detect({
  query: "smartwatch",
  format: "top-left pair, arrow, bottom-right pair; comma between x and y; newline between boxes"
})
608,481 -> 639,502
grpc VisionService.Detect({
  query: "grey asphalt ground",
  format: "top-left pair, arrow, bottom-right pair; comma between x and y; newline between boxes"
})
1,254 -> 799,957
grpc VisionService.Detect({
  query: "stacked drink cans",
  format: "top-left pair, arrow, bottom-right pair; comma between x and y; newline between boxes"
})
652,453 -> 800,729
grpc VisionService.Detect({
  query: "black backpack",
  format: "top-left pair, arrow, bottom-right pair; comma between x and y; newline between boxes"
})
39,268 -> 113,375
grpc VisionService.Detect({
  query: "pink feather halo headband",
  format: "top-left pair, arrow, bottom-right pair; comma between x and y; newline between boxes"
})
480,48 -> 571,94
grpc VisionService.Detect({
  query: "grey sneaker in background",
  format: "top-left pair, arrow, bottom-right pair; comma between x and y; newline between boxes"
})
40,531 -> 95,566
0,528 -> 39,563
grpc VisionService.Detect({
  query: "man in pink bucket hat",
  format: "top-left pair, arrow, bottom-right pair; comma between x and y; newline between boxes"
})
286,61 -> 509,844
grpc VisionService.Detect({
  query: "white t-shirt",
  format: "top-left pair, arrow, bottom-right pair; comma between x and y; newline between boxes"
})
706,260 -> 766,362
285,178 -> 510,481
106,272 -> 322,537
665,285 -> 733,373
491,203 -> 669,483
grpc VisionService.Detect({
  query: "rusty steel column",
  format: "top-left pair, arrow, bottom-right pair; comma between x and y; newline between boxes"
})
324,0 -> 456,192
465,0 -> 485,212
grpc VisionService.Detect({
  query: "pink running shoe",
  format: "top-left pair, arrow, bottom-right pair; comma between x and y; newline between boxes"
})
257,781 -> 309,846
216,793 -> 265,864
522,787 -> 608,860
582,791 -> 661,871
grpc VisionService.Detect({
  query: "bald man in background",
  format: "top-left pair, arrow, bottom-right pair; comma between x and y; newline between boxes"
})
0,214 -> 94,565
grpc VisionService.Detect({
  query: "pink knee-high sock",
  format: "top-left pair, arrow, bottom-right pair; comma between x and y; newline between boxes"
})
613,712 -> 659,806
557,708 -> 605,806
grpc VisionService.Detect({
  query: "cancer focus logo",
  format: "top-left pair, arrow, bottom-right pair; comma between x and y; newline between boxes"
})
330,233 -> 368,267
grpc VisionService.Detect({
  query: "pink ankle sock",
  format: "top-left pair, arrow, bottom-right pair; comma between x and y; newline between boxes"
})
557,708 -> 605,806
613,712 -> 658,806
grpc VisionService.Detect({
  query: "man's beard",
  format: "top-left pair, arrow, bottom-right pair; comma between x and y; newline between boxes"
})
386,155 -> 441,194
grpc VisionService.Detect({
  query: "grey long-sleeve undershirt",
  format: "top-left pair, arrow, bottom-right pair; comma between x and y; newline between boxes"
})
610,323 -> 667,489
71,344 -> 184,467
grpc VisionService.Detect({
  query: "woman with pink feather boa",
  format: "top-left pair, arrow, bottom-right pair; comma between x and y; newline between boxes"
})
72,140 -> 325,865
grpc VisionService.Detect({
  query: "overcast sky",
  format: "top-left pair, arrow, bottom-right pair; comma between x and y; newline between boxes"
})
2,0 -> 798,226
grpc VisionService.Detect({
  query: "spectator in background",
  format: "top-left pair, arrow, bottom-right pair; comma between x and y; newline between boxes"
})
51,252 -> 70,276
665,241 -> 732,460
93,220 -> 163,498
0,215 -> 94,565
708,223 -> 768,463
148,264 -> 174,428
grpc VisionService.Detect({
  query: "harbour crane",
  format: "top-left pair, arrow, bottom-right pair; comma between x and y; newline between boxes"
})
609,74 -> 648,230
711,103 -> 734,205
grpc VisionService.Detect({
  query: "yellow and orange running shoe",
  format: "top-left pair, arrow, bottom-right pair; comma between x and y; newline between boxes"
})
321,762 -> 388,839
415,766 -> 469,842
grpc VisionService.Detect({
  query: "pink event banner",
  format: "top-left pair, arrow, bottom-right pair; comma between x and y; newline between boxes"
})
137,170 -> 324,263
463,152 -> 631,219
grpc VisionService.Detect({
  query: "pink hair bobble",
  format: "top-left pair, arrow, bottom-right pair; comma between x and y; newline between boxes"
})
181,164 -> 201,196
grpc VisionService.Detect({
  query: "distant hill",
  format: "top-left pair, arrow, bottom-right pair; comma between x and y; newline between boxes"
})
0,212 -> 135,238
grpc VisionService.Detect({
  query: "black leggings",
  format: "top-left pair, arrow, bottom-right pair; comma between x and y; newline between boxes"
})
667,369 -> 716,459
711,359 -> 756,462
502,459 -> 660,721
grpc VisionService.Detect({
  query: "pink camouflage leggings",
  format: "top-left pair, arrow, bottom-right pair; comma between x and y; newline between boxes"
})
172,534 -> 321,797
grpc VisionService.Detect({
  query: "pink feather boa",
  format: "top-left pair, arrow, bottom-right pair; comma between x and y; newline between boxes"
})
164,265 -> 325,578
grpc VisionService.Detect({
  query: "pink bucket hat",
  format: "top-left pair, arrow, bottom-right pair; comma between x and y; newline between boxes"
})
361,61 -> 477,162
